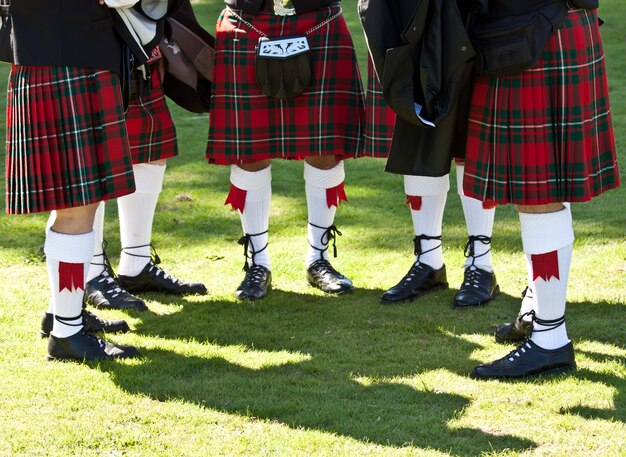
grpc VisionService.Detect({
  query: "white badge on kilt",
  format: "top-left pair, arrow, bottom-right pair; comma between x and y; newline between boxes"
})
257,35 -> 310,59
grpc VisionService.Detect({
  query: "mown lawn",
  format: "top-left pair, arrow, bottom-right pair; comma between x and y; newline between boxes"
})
0,1 -> 624,456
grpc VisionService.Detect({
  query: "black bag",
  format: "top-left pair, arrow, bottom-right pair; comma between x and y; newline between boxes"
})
161,0 -> 215,113
255,35 -> 312,99
470,0 -> 567,77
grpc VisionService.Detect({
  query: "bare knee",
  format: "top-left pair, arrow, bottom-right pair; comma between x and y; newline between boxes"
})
304,155 -> 338,170
516,203 -> 565,214
52,203 -> 100,234
238,160 -> 271,172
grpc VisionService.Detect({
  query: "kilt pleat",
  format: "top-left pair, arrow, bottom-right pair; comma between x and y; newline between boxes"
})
125,68 -> 178,164
463,7 -> 619,205
5,66 -> 135,214
207,6 -> 365,164
362,57 -> 395,158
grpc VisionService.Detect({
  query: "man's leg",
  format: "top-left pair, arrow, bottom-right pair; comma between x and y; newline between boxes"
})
494,203 -> 572,344
304,156 -> 352,294
472,203 -> 576,379
226,160 -> 272,300
45,205 -> 138,361
82,202 -> 147,312
453,162 -> 499,307
41,208 -> 131,335
380,174 -> 449,303
116,160 -> 207,296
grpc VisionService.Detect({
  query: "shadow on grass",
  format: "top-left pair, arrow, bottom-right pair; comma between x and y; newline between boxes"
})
96,287 -> 538,455
559,350 -> 626,423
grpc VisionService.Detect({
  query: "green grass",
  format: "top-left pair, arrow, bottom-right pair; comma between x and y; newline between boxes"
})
0,1 -> 625,456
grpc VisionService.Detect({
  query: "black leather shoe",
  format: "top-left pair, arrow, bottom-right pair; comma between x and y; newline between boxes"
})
495,315 -> 532,344
47,330 -> 140,361
85,272 -> 148,312
118,261 -> 207,296
453,266 -> 499,307
380,262 -> 448,304
470,339 -> 576,379
40,310 -> 130,338
235,265 -> 272,300
307,259 -> 353,294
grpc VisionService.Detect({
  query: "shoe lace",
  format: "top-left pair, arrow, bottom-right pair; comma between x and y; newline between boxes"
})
308,223 -> 342,260
460,265 -> 485,290
238,231 -> 269,272
54,312 -> 83,329
413,234 -> 442,260
91,241 -> 126,298
504,340 -> 534,362
463,235 -> 491,270
397,262 -> 427,286
241,264 -> 267,286
123,243 -> 181,284
518,310 -> 566,338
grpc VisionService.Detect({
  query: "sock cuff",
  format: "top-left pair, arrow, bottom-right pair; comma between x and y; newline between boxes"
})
304,161 -> 344,189
44,229 -> 95,263
230,164 -> 272,191
519,208 -> 574,254
132,162 -> 166,194
404,174 -> 450,196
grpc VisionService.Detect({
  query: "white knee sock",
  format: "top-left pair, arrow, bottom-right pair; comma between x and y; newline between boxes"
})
229,165 -> 272,270
44,229 -> 95,338
304,161 -> 345,267
404,174 -> 449,270
456,163 -> 495,272
520,208 -> 574,349
117,163 -> 166,277
519,204 -> 571,322
87,201 -> 106,282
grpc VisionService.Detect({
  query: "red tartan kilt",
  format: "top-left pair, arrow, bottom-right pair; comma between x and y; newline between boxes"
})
207,6 -> 365,165
463,7 -> 619,205
5,66 -> 135,214
363,56 -> 395,158
125,68 -> 178,164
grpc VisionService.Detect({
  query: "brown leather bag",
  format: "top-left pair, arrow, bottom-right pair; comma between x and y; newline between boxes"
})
160,0 -> 215,113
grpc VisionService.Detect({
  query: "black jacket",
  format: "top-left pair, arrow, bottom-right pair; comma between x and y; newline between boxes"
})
0,0 -> 121,73
359,0 -> 476,176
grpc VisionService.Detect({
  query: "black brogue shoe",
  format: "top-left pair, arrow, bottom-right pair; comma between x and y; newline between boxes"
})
380,262 -> 448,304
235,265 -> 272,300
453,266 -> 499,307
307,259 -> 353,294
85,272 -> 148,311
471,339 -> 576,379
118,261 -> 207,296
47,330 -> 140,361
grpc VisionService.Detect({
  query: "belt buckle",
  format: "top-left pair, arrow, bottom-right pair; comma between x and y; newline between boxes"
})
273,0 -> 295,16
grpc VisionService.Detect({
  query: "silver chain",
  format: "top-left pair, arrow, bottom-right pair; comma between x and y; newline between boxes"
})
227,7 -> 343,39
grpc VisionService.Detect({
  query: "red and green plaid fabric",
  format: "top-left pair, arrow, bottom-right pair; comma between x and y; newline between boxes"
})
362,56 -> 395,158
5,66 -> 135,214
463,7 -> 619,205
206,6 -> 365,165
125,68 -> 178,164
